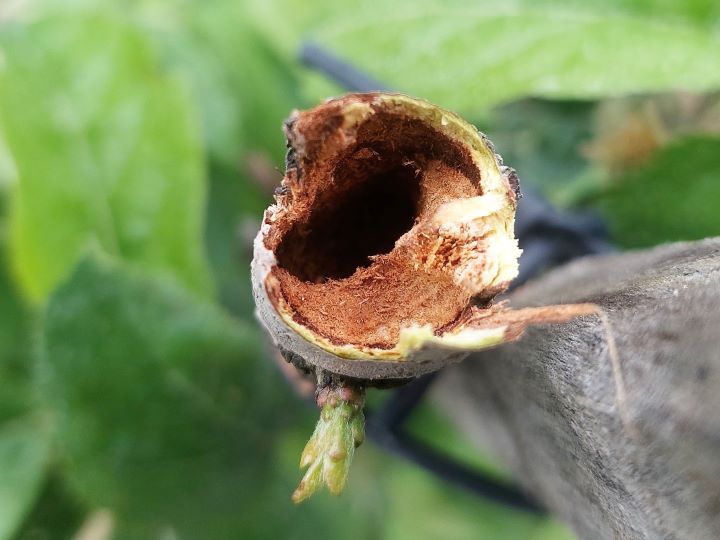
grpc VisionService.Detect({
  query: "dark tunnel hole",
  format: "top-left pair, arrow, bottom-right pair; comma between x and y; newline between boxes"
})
276,163 -> 421,282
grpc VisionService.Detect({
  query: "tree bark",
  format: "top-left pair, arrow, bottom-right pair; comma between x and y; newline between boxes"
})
433,237 -> 720,540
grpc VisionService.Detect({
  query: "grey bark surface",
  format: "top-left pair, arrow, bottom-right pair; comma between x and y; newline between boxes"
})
433,238 -> 720,540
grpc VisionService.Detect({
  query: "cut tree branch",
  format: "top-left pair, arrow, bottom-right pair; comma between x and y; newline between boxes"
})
252,92 -> 596,501
434,237 -> 720,540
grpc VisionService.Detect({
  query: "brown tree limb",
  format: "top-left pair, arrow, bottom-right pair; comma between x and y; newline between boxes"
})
433,237 -> 720,540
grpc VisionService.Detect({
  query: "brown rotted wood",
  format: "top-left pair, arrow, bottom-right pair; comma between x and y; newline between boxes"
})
433,237 -> 720,540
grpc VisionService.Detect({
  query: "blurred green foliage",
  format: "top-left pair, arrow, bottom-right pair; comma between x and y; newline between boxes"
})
597,136 -> 720,247
0,0 -> 718,538
39,254 -> 380,539
0,418 -> 51,540
0,12 -> 212,302
313,9 -> 720,113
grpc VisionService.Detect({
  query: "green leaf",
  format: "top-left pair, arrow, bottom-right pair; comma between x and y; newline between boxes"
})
247,0 -> 720,62
595,136 -> 720,247
9,473 -> 86,540
39,253 -> 264,535
136,0 -> 301,165
0,199 -> 34,425
527,0 -> 720,28
135,2 -> 244,166
313,10 -> 720,113
0,163 -> 45,540
0,259 -> 33,424
136,1 -> 298,315
191,9 -> 300,164
38,253 -> 379,538
0,130 -> 16,198
0,416 -> 52,540
0,13 -> 212,302
0,203 -> 22,361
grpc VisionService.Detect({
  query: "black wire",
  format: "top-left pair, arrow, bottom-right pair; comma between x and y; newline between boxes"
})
299,43 -> 391,93
365,375 -> 544,513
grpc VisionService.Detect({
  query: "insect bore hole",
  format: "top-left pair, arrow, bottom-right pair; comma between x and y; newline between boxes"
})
275,161 -> 421,282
